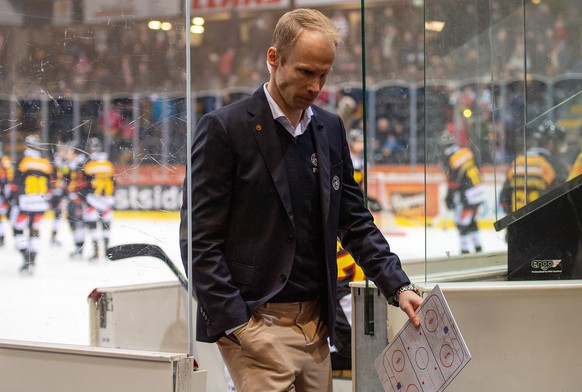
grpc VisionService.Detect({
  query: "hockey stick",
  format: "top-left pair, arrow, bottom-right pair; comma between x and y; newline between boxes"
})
106,243 -> 189,291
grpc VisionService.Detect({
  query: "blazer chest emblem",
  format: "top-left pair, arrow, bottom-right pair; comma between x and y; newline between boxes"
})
332,175 -> 340,191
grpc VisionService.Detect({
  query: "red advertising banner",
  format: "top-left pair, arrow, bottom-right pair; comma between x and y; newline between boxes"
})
113,165 -> 502,220
115,165 -> 186,186
191,0 -> 288,13
84,0 -> 179,23
368,165 -> 442,219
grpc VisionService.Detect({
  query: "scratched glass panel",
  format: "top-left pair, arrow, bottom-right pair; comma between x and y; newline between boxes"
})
418,1 -> 519,282
0,1 -> 190,350
4,0 -> 581,389
495,0 -> 582,281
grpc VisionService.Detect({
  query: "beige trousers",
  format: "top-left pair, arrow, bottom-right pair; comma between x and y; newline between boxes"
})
217,299 -> 332,392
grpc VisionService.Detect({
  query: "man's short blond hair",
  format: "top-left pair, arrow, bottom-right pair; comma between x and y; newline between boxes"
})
272,8 -> 342,63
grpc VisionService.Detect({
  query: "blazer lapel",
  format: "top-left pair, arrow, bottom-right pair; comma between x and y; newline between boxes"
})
311,116 -> 331,227
247,94 -> 294,223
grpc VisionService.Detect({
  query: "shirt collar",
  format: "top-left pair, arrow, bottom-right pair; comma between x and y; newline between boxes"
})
263,84 -> 313,137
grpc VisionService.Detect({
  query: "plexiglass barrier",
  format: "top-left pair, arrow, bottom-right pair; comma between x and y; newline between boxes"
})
0,0 -> 580,369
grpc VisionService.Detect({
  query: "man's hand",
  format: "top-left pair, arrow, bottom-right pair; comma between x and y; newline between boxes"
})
399,290 -> 423,327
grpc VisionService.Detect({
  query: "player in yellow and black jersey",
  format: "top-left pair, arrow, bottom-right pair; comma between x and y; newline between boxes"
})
331,128 -> 371,371
568,148 -> 582,181
12,135 -> 53,274
76,137 -> 116,261
0,141 -> 14,247
500,120 -> 569,213
439,131 -> 486,254
331,241 -> 365,371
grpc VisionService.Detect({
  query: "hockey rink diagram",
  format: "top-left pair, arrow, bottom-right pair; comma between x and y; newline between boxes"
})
375,286 -> 471,392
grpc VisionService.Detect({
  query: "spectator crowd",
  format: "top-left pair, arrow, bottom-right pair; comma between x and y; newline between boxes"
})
0,2 -> 579,96
0,1 -> 581,169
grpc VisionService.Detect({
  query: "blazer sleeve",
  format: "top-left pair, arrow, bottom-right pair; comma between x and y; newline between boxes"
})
336,124 -> 410,301
181,112 -> 251,337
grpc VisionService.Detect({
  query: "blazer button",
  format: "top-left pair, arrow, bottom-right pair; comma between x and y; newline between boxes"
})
287,235 -> 294,243
280,274 -> 287,282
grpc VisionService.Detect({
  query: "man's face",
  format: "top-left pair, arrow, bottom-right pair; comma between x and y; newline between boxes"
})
349,139 -> 364,155
267,30 -> 336,118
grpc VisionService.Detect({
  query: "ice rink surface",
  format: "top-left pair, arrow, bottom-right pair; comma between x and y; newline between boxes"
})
0,215 -> 182,344
0,213 -> 507,346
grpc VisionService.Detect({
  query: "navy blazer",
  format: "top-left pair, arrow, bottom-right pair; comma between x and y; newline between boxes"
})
180,87 -> 410,343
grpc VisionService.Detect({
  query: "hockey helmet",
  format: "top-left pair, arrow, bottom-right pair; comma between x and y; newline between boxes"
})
533,120 -> 566,142
25,134 -> 42,151
438,131 -> 456,147
337,95 -> 357,113
349,128 -> 364,142
86,137 -> 103,153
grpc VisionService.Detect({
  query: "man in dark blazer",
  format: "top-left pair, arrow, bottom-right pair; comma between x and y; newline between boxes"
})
180,8 -> 422,392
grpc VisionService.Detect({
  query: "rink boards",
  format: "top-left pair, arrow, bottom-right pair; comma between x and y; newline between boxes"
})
352,280 -> 582,391
86,252 -> 507,392
0,339 -> 205,392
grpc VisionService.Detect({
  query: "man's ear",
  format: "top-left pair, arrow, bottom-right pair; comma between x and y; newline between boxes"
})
267,47 -> 279,69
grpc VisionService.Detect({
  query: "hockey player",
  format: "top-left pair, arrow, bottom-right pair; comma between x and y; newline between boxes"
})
439,131 -> 487,254
500,120 -> 569,213
330,128 -> 369,373
12,135 -> 53,274
330,241 -> 365,372
77,137 -> 115,261
568,147 -> 582,180
66,141 -> 88,259
49,142 -> 68,246
0,141 -> 14,246
347,128 -> 382,212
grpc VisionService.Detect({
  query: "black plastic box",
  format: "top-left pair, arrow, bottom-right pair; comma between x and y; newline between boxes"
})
495,175 -> 582,280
